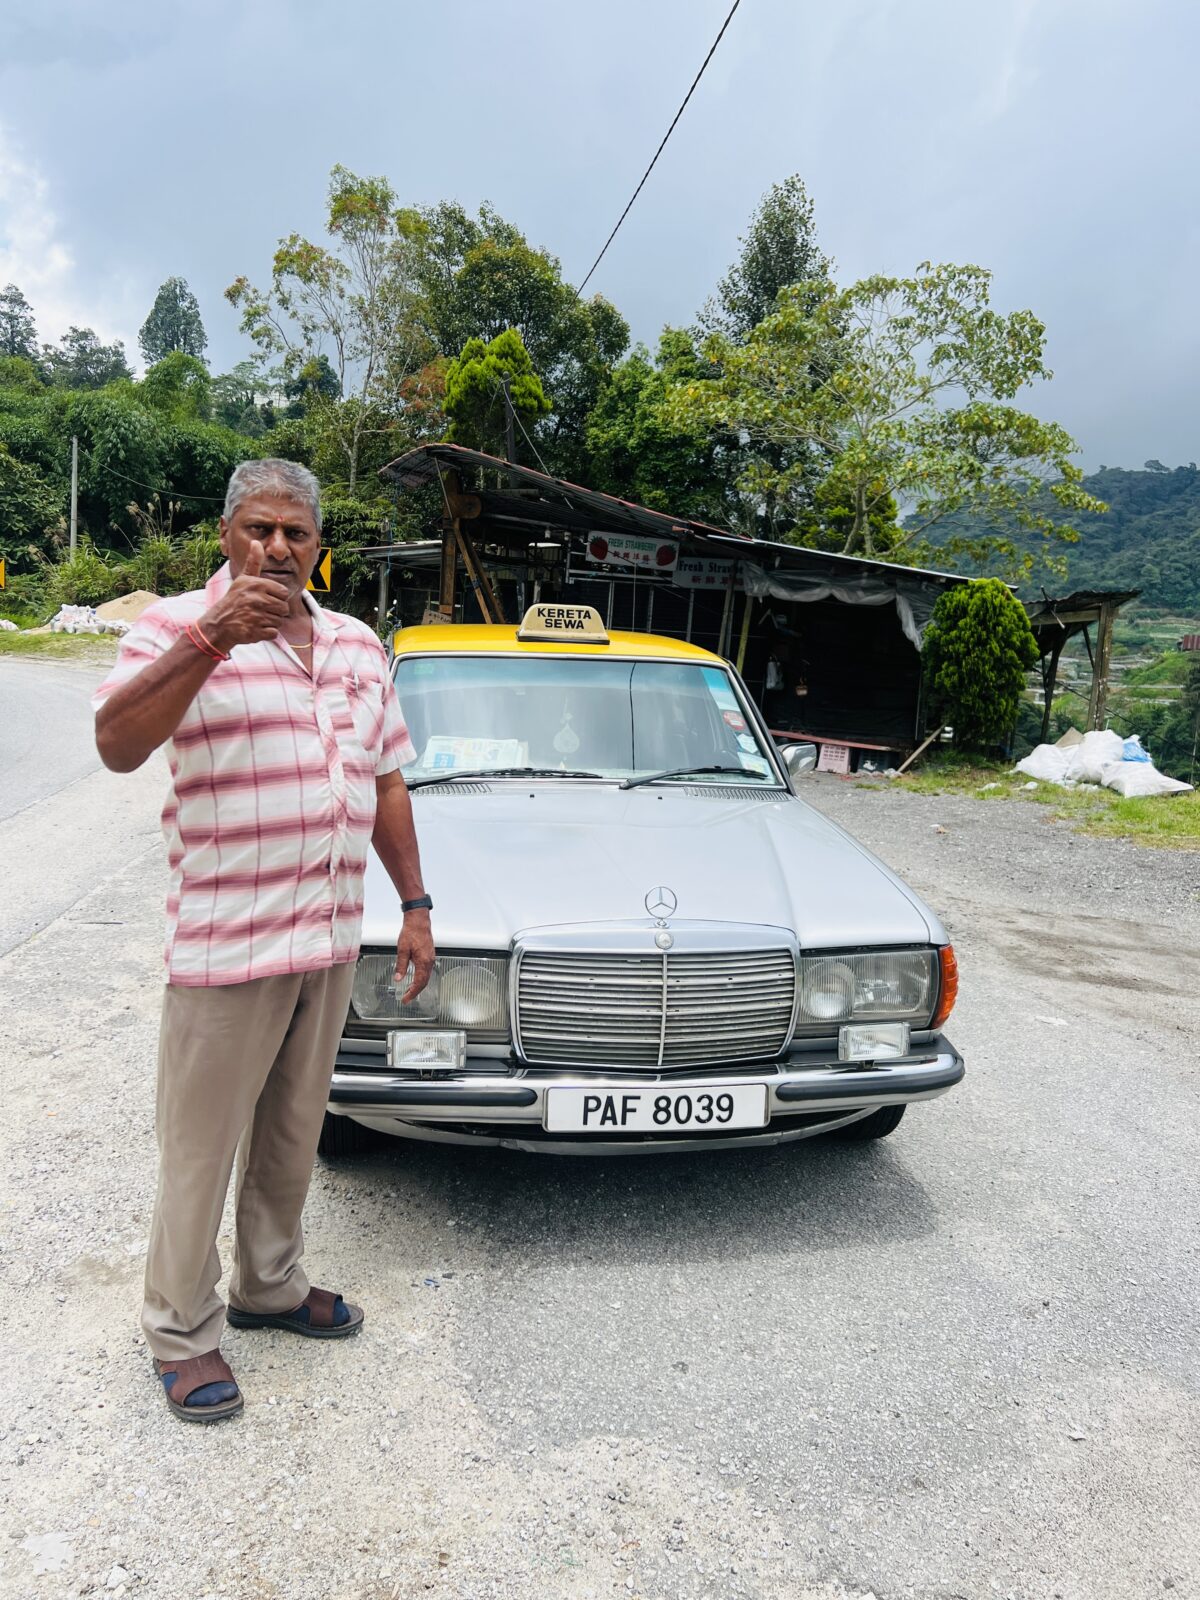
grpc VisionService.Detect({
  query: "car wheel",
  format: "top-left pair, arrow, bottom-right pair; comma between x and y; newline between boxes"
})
317,1111 -> 373,1158
831,1105 -> 906,1142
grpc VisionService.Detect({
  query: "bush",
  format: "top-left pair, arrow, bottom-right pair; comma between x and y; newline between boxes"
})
922,578 -> 1040,750
0,567 -> 50,624
123,533 -> 176,595
42,540 -> 124,609
173,526 -> 222,591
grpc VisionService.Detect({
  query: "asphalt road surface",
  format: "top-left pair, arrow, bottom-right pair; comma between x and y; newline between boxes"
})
2,659 -> 1197,1600
0,658 -> 166,959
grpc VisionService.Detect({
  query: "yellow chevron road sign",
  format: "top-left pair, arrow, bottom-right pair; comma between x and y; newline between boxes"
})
306,547 -> 331,593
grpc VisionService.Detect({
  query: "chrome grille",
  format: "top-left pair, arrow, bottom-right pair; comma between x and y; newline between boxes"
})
516,947 -> 796,1068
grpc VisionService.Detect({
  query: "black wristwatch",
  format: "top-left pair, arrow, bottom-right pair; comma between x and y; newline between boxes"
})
401,894 -> 433,913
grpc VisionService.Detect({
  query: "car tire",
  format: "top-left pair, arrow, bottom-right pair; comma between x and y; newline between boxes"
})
317,1110 -> 373,1159
831,1104 -> 906,1142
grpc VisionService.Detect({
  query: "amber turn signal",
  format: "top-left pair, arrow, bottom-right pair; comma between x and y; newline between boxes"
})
930,945 -> 958,1029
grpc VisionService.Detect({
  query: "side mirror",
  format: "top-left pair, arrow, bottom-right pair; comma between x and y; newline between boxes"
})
780,742 -> 818,776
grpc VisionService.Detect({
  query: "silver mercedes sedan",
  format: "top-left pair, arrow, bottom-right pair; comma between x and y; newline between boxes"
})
321,604 -> 962,1156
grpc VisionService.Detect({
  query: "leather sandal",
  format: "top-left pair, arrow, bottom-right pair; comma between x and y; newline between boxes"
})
154,1350 -> 243,1424
226,1286 -> 364,1339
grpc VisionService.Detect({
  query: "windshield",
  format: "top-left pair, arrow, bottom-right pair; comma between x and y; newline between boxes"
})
393,655 -> 782,785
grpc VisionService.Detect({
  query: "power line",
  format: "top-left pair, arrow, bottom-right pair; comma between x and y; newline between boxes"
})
575,0 -> 743,298
96,459 -> 359,506
97,460 -> 226,503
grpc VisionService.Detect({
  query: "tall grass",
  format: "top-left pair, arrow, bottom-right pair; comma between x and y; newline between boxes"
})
10,528 -> 223,618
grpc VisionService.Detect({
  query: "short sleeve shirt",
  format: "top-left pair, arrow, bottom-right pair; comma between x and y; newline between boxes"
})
93,563 -> 415,986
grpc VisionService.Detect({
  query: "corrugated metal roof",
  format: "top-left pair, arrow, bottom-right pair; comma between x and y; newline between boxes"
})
378,442 -> 971,587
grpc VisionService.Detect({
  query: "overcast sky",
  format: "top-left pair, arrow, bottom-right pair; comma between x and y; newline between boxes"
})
1,0 -> 1195,471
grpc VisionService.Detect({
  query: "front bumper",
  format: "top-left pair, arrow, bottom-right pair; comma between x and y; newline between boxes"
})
327,1036 -> 964,1151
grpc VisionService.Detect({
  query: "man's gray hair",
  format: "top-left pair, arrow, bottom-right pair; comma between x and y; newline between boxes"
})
223,459 -> 322,531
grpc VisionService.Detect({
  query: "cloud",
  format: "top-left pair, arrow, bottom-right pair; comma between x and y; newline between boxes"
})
0,127 -> 137,356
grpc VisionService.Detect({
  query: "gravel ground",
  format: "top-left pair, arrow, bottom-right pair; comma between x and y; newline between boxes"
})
2,676 -> 1198,1600
812,774 -> 1200,931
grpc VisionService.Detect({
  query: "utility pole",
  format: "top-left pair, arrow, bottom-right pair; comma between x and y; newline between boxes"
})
500,376 -> 516,463
69,435 -> 79,556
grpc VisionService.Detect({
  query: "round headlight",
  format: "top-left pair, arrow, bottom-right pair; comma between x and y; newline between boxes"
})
394,962 -> 441,1020
801,959 -> 856,1022
439,964 -> 502,1027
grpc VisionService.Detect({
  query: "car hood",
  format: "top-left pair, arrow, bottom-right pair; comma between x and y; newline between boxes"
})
362,784 -> 947,951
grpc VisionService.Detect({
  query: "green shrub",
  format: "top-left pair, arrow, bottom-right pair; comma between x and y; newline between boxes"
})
922,578 -> 1040,750
0,567 -> 49,624
173,526 -> 222,592
43,540 -> 124,609
123,534 -> 176,595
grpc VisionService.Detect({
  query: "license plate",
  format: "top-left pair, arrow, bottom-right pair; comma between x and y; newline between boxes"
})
544,1082 -> 768,1134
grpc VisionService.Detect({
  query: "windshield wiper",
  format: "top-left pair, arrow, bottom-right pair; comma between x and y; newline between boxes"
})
620,764 -> 774,791
408,766 -> 603,789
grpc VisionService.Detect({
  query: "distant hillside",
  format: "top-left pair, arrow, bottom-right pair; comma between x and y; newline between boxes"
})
925,463 -> 1200,613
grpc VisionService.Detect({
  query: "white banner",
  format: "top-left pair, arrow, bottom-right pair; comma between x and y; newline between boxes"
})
585,532 -> 678,573
674,556 -> 734,590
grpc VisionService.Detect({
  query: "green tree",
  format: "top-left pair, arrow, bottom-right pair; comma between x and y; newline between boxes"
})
141,352 -> 212,420
139,277 -> 208,366
284,353 -> 341,416
921,579 -> 1040,748
0,284 -> 38,360
412,201 -> 628,475
1183,654 -> 1200,732
699,175 -> 832,343
42,326 -> 132,389
443,328 -> 550,456
670,263 -> 1106,576
585,331 -> 732,519
0,442 -> 62,559
227,165 -> 433,494
696,177 -> 838,538
211,361 -> 275,435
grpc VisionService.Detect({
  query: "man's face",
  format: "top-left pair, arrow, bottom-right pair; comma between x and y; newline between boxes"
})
220,493 -> 321,602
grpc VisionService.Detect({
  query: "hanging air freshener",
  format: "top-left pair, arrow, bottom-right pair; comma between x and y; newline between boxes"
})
553,710 -> 581,755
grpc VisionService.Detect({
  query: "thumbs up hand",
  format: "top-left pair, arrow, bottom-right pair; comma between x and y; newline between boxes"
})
199,538 -> 290,653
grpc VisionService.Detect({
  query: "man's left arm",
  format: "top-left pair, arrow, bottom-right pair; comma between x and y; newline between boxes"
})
373,771 -> 436,1003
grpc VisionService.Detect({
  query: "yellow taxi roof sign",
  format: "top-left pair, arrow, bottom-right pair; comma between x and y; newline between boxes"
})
516,603 -> 609,644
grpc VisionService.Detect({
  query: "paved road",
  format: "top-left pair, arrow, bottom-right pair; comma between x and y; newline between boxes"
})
1,673 -> 1197,1600
0,659 -> 166,957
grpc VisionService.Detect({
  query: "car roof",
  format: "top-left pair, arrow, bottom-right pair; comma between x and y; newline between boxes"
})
391,623 -> 726,665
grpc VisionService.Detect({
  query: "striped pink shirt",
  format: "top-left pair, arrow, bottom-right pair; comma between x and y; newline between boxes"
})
93,563 -> 415,987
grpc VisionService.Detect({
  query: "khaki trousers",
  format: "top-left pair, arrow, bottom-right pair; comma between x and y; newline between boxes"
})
142,962 -> 357,1361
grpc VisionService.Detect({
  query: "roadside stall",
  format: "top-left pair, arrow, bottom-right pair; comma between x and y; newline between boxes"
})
371,444 -> 971,769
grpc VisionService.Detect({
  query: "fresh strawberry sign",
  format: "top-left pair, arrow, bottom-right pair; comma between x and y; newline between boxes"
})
585,534 -> 678,573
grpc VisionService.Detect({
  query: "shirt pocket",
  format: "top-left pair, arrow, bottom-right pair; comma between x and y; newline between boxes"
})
334,670 -> 386,767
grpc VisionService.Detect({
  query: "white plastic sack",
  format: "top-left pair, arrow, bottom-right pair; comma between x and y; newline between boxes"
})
1014,744 -> 1072,784
1100,761 -> 1192,797
1062,729 -> 1125,785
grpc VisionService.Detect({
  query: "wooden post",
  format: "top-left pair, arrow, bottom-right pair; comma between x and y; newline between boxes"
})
454,524 -> 506,625
893,725 -> 948,777
439,523 -> 457,619
1087,602 -> 1115,729
1040,634 -> 1066,743
718,564 -> 738,658
376,558 -> 389,634
735,593 -> 753,674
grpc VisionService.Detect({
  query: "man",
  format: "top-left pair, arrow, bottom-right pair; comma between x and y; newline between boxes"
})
94,458 -> 434,1424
